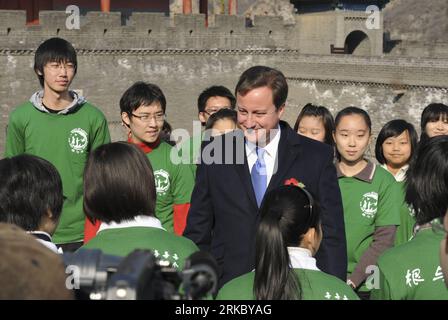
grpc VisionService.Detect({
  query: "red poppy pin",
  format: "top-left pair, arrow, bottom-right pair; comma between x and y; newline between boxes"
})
284,178 -> 305,189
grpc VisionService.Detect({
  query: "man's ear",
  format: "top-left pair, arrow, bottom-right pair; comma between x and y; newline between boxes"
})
277,103 -> 286,118
121,112 -> 131,128
35,67 -> 43,76
198,112 -> 207,124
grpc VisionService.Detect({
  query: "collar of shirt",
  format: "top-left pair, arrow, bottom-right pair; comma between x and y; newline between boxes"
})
412,222 -> 432,238
127,137 -> 161,154
245,125 -> 281,186
28,230 -> 52,242
287,247 -> 320,271
98,215 -> 165,234
381,163 -> 408,182
336,160 -> 376,183
28,231 -> 62,254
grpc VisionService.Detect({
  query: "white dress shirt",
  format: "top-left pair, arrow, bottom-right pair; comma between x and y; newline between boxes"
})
245,125 -> 281,187
287,247 -> 320,271
251,247 -> 319,273
381,164 -> 409,182
98,215 -> 165,234
28,231 -> 63,254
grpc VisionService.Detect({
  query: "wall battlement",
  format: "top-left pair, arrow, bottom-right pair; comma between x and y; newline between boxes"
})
0,10 -> 292,50
0,9 -> 445,91
0,9 -> 382,55
1,9 -> 447,157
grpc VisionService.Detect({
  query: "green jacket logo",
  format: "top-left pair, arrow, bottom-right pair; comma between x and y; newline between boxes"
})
408,204 -> 416,217
360,192 -> 378,218
68,128 -> 88,154
154,169 -> 170,195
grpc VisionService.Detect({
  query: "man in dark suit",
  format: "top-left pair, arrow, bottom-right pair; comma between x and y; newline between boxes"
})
184,66 -> 347,287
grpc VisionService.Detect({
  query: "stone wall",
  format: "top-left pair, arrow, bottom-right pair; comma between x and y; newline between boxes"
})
0,9 -> 383,53
298,11 -> 383,56
1,9 -> 447,155
383,0 -> 448,59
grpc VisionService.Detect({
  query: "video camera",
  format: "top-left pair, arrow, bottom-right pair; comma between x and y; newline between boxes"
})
63,249 -> 219,300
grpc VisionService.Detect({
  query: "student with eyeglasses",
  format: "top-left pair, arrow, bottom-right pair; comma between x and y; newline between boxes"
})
4,38 -> 111,252
216,184 -> 358,300
122,82 -> 195,236
371,136 -> 448,300
83,82 -> 195,241
177,85 -> 236,176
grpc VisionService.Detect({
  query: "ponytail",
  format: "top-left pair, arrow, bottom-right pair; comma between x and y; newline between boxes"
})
253,185 -> 319,300
253,213 -> 300,300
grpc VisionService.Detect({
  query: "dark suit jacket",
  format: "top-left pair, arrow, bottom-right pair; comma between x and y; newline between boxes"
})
184,121 -> 347,286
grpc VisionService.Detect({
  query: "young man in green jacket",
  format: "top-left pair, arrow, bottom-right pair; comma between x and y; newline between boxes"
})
118,82 -> 195,236
177,85 -> 236,176
5,37 -> 110,251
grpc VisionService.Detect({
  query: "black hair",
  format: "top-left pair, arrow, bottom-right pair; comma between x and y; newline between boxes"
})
0,154 -> 63,231
235,66 -> 288,109
334,106 -> 372,133
254,185 -> 321,300
197,86 -> 236,113
420,103 -> 448,142
375,119 -> 418,165
83,142 -> 156,224
34,37 -> 77,87
405,136 -> 448,225
293,103 -> 335,146
204,108 -> 238,131
334,107 -> 372,161
120,81 -> 167,115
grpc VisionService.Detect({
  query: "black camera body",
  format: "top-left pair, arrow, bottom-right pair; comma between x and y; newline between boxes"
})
63,249 -> 218,300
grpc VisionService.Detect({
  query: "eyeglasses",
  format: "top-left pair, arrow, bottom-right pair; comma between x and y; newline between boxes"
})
431,217 -> 448,236
203,107 -> 232,116
46,62 -> 76,72
131,113 -> 165,123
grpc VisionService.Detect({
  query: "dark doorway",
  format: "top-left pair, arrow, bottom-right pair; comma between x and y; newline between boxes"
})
345,30 -> 370,55
199,0 -> 208,14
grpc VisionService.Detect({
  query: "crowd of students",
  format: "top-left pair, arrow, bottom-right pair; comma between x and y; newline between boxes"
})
0,37 -> 447,300
291,102 -> 448,300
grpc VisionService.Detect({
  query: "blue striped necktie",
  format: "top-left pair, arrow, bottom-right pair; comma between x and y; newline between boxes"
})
251,147 -> 267,207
